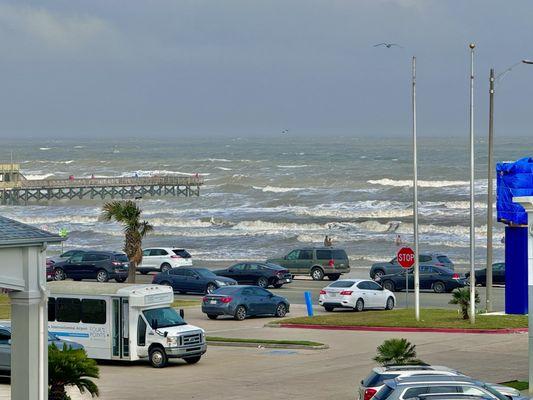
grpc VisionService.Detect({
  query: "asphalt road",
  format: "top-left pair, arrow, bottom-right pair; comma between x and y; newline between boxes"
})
135,268 -> 507,312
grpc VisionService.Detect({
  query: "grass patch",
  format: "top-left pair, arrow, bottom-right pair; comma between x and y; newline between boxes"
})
277,308 -> 528,330
206,336 -> 324,347
171,299 -> 200,308
500,381 -> 528,391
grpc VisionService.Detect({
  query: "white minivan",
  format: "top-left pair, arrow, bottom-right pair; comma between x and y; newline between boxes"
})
48,281 -> 206,367
138,248 -> 193,274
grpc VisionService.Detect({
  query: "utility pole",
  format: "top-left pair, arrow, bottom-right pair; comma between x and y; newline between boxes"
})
469,43 -> 476,324
486,68 -> 495,312
412,56 -> 420,321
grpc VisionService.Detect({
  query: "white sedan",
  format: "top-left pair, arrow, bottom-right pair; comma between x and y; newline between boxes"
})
319,279 -> 396,312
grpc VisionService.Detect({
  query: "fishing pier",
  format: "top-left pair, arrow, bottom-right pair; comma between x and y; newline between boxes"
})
0,164 -> 204,205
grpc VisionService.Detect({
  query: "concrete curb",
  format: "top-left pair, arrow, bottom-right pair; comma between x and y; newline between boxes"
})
207,340 -> 328,350
273,323 -> 528,335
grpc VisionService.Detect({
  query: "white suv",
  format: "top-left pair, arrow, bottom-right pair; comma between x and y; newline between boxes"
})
138,248 -> 193,274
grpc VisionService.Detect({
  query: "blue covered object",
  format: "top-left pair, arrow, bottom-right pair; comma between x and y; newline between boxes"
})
497,157 -> 533,225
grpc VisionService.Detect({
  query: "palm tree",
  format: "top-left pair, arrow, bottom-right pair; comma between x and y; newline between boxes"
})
449,287 -> 480,320
49,343 -> 99,400
373,338 -> 424,366
101,200 -> 153,283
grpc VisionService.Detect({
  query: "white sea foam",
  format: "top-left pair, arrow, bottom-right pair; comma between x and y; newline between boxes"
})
233,220 -> 324,232
277,165 -> 308,169
39,147 -> 51,151
214,167 -> 233,171
24,173 -> 54,180
252,186 -> 304,193
368,178 -> 471,188
208,158 -> 232,162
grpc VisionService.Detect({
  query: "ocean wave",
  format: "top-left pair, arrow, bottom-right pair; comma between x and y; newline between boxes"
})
252,186 -> 304,193
207,158 -> 232,162
368,178 -> 472,188
277,165 -> 308,169
39,147 -> 51,151
214,167 -> 233,171
233,220 -> 324,232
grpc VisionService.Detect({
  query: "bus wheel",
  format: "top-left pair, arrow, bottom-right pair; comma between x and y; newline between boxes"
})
149,347 -> 167,368
184,356 -> 201,364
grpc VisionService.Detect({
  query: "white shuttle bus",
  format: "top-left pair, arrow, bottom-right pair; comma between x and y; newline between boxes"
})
47,282 -> 207,368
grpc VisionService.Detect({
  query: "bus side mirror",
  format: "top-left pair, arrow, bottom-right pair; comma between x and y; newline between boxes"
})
179,309 -> 184,319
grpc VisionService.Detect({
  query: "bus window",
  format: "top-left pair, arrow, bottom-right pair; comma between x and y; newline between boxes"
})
137,316 -> 147,346
81,299 -> 106,324
56,298 -> 81,323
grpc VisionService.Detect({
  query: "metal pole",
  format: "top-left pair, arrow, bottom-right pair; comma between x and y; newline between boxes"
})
412,56 -> 420,321
469,43 -> 476,324
486,68 -> 495,312
405,270 -> 409,309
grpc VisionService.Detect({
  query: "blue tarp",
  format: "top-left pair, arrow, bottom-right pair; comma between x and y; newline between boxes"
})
497,157 -> 533,225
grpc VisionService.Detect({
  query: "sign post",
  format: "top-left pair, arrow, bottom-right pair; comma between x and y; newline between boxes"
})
397,247 -> 416,309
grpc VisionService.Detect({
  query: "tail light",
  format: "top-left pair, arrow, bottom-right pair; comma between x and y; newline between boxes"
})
170,255 -> 181,259
319,290 -> 326,295
111,261 -> 121,266
340,290 -> 353,295
452,273 -> 460,279
328,259 -> 335,267
364,388 -> 377,400
220,297 -> 233,303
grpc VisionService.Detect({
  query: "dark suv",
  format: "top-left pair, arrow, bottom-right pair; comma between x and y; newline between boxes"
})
370,253 -> 454,280
214,262 -> 292,288
267,247 -> 350,281
52,251 -> 129,283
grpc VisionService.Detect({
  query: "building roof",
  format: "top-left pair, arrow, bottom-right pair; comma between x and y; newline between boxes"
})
0,215 -> 64,246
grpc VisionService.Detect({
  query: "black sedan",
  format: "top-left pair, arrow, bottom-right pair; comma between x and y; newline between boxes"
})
214,262 -> 292,288
152,267 -> 237,294
465,263 -> 505,286
377,265 -> 466,293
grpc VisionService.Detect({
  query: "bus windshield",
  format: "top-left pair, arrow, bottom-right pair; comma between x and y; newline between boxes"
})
143,307 -> 186,329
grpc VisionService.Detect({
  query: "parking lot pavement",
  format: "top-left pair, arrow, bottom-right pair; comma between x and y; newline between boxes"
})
0,304 -> 524,399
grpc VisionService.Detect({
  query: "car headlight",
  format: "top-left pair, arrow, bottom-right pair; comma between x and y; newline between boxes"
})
166,336 -> 179,347
215,280 -> 227,286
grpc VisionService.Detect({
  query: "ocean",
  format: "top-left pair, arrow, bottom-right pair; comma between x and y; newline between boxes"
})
0,136 -> 530,269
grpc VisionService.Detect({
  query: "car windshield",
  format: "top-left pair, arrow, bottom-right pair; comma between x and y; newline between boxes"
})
195,268 -> 217,278
265,263 -> 285,270
143,307 -> 186,328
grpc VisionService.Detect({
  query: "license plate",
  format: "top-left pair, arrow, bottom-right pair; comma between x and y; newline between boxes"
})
329,292 -> 338,297
210,300 -> 217,305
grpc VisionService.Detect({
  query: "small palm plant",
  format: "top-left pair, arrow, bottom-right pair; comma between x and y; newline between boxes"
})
449,287 -> 480,320
102,200 -> 153,283
49,343 -> 99,400
373,338 -> 424,366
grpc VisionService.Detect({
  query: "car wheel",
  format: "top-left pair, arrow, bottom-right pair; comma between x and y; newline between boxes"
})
96,269 -> 109,283
354,298 -> 364,312
257,276 -> 269,288
275,303 -> 287,317
385,297 -> 395,310
273,283 -> 283,289
207,314 -> 218,320
433,281 -> 446,293
324,305 -> 334,312
234,305 -> 247,321
115,277 -> 126,283
160,263 -> 171,273
184,356 -> 201,364
382,280 -> 395,292
53,268 -> 66,281
311,267 -> 324,281
328,274 -> 340,281
149,347 -> 167,368
206,283 -> 217,294
373,270 -> 385,280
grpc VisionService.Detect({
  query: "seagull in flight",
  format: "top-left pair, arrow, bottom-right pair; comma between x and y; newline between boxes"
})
374,43 -> 403,48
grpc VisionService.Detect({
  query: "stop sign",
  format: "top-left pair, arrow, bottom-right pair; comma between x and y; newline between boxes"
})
397,247 -> 415,269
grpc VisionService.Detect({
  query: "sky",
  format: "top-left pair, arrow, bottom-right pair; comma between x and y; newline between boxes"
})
0,0 -> 532,138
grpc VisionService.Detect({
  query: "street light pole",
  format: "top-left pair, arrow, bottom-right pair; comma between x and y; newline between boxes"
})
469,43 -> 476,325
485,59 -> 533,313
412,56 -> 420,321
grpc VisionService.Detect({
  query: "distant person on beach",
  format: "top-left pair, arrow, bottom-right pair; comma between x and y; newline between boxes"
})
91,174 -> 95,179
324,235 -> 333,247
68,175 -> 74,180
395,234 -> 403,246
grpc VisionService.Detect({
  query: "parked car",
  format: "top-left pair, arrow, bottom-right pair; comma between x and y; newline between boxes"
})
319,279 -> 396,312
372,375 -> 523,400
359,365 -> 462,400
214,262 -> 292,288
0,323 -> 84,377
201,285 -> 290,320
52,251 -> 129,283
47,249 -> 86,265
152,267 -> 237,294
137,247 -> 192,274
465,263 -> 505,286
370,253 -> 454,280
377,266 -> 465,293
46,259 -> 55,281
267,247 -> 350,280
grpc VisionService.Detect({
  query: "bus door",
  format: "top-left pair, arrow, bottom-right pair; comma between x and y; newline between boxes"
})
112,297 -> 130,359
